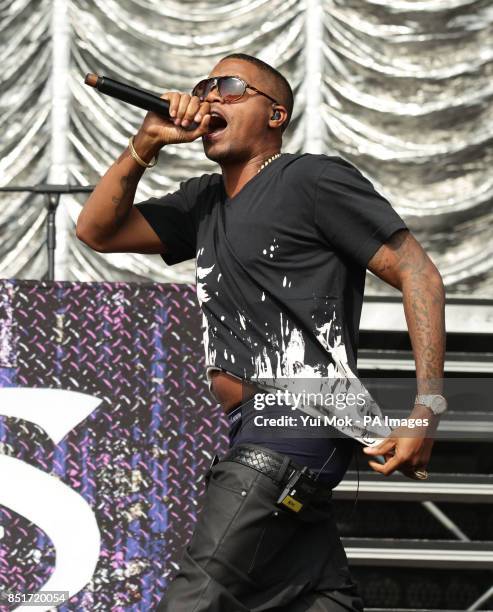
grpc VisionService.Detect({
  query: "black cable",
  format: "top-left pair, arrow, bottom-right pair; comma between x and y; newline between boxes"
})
346,444 -> 360,523
314,446 -> 337,481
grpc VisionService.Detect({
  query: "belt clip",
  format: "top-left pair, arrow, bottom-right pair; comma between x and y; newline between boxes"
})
275,466 -> 318,514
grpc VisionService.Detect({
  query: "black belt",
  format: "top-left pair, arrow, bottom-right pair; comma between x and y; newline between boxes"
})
218,443 -> 332,498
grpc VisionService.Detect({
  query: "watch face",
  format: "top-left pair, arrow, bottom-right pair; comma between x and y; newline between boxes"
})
431,395 -> 447,414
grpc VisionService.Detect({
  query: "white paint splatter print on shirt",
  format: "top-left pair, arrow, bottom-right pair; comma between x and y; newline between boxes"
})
154,154 -> 408,443
196,247 -> 217,369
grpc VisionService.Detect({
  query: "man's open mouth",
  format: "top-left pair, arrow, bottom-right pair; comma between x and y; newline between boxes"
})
206,112 -> 228,139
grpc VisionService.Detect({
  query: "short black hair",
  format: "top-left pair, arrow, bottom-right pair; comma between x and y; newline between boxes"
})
219,53 -> 294,133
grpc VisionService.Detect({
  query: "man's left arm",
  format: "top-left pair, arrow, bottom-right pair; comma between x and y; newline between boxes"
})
362,228 -> 446,478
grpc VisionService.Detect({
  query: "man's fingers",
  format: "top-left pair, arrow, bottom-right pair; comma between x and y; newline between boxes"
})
182,113 -> 210,139
197,100 -> 211,117
365,433 -> 434,479
182,96 -> 202,127
175,94 -> 191,124
161,92 -> 179,118
195,113 -> 210,135
363,438 -> 396,456
368,454 -> 401,476
194,101 -> 211,124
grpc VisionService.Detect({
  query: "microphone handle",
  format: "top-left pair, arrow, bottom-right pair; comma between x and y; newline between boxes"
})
95,75 -> 170,115
85,74 -> 199,130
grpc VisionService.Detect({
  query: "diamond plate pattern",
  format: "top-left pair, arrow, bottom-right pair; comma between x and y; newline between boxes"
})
0,280 -> 229,611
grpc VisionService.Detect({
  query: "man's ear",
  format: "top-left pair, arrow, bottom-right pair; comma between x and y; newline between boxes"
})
269,106 -> 287,129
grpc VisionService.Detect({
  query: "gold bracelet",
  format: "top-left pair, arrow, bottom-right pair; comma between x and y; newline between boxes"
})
128,135 -> 159,168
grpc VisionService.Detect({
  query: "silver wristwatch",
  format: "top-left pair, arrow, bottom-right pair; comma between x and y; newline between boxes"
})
415,394 -> 447,415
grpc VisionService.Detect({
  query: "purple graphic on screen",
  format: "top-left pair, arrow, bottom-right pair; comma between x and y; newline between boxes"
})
0,280 -> 228,611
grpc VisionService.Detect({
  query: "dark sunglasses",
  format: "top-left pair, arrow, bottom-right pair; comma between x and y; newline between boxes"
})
191,75 -> 279,105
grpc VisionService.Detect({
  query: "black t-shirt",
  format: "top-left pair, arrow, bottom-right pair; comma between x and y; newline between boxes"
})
135,153 -> 407,396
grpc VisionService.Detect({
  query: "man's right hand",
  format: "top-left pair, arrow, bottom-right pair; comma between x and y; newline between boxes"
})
76,91 -> 211,256
139,92 -> 211,149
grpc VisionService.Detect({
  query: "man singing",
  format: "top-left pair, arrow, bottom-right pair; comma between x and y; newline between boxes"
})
77,53 -> 446,611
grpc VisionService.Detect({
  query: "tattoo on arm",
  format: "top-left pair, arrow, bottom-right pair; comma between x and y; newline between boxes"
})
111,149 -> 141,223
368,230 -> 446,394
368,229 -> 409,286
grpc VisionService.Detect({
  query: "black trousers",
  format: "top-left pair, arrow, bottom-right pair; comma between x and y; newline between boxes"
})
156,444 -> 364,611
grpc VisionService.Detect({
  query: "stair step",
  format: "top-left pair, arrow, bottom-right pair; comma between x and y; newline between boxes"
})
343,538 -> 493,568
334,472 -> 493,503
366,609 -> 463,612
365,608 -> 463,612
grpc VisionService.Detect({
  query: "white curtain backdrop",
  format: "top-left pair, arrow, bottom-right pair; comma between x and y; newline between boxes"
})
0,0 -> 492,295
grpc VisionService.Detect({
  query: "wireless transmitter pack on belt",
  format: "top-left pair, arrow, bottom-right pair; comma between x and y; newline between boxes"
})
276,466 -> 319,513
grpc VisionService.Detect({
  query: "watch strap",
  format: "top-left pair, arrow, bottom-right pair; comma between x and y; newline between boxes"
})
415,394 -> 447,414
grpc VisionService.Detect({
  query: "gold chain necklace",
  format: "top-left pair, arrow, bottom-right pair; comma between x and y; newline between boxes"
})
257,152 -> 282,174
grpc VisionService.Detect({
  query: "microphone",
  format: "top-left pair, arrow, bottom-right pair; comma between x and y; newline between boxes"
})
84,73 -> 199,130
